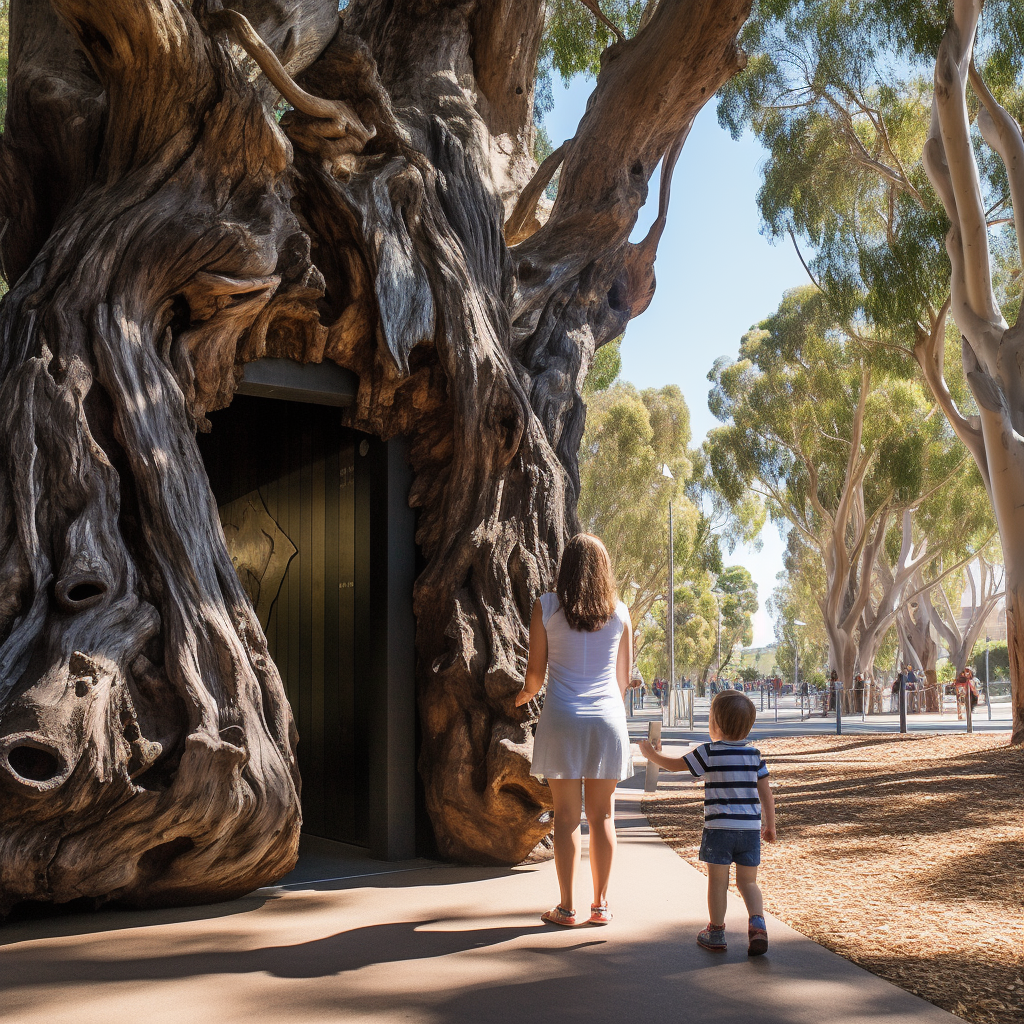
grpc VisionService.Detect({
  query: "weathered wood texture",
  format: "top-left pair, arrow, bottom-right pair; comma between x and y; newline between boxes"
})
0,0 -> 751,909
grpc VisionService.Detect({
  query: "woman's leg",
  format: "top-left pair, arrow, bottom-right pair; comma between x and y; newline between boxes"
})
584,778 -> 618,906
734,864 -> 764,919
706,863 -> 730,925
547,779 -> 583,911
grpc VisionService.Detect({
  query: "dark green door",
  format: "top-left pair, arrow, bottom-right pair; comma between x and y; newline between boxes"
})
199,395 -> 369,845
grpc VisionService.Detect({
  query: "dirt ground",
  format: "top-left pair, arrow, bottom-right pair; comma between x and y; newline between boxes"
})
643,734 -> 1023,1024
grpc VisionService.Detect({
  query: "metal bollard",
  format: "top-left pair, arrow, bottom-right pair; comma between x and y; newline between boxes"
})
965,681 -> 974,734
836,686 -> 843,735
986,678 -> 992,721
899,683 -> 907,733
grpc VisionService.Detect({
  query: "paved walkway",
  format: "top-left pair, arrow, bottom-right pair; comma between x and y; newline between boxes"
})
627,694 -> 1013,744
2,783 -> 959,1023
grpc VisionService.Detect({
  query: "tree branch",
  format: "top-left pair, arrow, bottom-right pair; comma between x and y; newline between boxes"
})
969,60 -> 1024,279
512,0 -> 752,321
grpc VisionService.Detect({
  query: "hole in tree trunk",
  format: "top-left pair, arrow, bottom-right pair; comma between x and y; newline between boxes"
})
56,578 -> 108,610
137,837 -> 195,878
66,582 -> 105,602
7,743 -> 63,783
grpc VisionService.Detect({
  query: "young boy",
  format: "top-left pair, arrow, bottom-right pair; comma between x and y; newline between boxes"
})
639,690 -> 776,955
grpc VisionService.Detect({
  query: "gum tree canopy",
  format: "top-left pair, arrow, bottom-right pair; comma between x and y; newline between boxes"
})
0,0 -> 752,910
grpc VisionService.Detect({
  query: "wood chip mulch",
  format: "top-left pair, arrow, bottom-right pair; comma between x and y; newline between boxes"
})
642,734 -> 1023,1024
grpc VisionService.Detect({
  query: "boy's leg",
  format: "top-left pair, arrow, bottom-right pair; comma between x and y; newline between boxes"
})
737,864 -> 769,955
734,864 -> 764,918
547,779 -> 583,912
584,778 -> 618,908
706,863 -> 730,925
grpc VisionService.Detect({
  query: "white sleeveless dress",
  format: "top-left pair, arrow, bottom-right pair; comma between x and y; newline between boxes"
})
530,593 -> 633,781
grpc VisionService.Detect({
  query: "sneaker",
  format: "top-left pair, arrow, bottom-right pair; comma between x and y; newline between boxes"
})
697,924 -> 727,951
541,906 -> 578,927
748,915 -> 768,956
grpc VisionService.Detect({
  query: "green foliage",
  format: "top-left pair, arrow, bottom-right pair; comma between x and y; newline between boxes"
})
715,565 -> 759,675
711,285 -> 992,676
540,1 -> 647,84
718,0 -> 1024,354
973,641 -> 1009,680
739,665 -> 762,682
580,380 -> 760,680
769,531 -> 829,682
533,0 -> 648,197
582,336 -> 622,394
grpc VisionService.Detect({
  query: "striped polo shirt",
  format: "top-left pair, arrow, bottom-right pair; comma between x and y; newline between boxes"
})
682,741 -> 769,830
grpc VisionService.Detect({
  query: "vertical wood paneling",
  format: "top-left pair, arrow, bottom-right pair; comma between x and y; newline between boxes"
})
198,396 -> 363,845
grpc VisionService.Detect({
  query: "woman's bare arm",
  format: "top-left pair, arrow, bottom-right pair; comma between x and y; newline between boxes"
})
515,599 -> 548,706
615,609 -> 633,698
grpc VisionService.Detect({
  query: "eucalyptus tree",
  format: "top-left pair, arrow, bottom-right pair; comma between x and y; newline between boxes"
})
0,0 -> 756,909
708,286 -> 986,684
703,564 -> 758,679
578,382 -> 698,656
927,555 -> 1005,676
769,532 -> 830,683
719,0 -> 1024,738
579,381 -> 761,671
922,0 -> 1024,742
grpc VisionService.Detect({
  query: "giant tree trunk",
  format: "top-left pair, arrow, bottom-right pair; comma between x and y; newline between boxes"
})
0,0 -> 752,909
922,0 -> 1024,744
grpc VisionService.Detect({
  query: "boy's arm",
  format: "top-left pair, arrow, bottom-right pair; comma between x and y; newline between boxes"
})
637,739 -> 696,774
758,775 -> 776,841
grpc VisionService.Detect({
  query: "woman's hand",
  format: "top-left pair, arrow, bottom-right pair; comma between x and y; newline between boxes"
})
514,687 -> 538,707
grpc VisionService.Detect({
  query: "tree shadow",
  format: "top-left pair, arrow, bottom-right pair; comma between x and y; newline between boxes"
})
1,917 -> 549,988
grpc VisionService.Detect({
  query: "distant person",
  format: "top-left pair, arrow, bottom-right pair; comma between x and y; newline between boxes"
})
824,669 -> 839,716
890,671 -> 904,713
955,667 -> 979,720
639,690 -> 776,956
516,534 -> 633,928
853,674 -> 865,713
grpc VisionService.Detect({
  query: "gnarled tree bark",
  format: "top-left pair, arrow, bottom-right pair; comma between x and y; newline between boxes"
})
0,0 -> 752,909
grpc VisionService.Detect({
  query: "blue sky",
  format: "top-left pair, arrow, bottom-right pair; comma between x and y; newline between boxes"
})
546,76 -> 809,646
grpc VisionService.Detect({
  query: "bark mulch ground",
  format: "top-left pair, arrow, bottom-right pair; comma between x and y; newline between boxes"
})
642,734 -> 1023,1024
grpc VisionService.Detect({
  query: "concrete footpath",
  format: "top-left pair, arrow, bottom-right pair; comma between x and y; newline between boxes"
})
1,782 -> 958,1024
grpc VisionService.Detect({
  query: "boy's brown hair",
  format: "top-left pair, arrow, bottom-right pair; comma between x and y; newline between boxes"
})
710,690 -> 757,741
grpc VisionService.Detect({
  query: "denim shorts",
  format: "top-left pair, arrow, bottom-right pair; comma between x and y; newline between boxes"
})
699,827 -> 761,866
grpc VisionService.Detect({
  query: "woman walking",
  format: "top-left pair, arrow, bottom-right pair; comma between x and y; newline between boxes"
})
515,533 -> 633,927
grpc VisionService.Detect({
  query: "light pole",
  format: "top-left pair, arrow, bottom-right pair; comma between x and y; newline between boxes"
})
712,588 -> 723,694
986,634 -> 992,721
662,464 -> 675,726
794,620 -> 807,720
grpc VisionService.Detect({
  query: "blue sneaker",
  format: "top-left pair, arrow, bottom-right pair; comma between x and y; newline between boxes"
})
697,923 -> 727,952
748,915 -> 768,956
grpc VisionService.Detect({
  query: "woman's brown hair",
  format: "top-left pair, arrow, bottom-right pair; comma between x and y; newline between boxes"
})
555,533 -> 618,632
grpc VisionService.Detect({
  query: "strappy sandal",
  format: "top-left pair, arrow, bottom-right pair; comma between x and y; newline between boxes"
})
588,903 -> 612,925
541,905 -> 578,927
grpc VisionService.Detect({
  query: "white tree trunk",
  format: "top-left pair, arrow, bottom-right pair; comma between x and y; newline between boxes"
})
923,0 -> 1024,743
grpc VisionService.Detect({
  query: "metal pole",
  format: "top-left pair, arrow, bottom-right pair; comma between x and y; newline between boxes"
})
836,681 -> 843,735
899,677 -> 907,733
716,595 -> 722,690
795,641 -> 800,720
986,636 -> 992,721
667,500 -> 675,728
